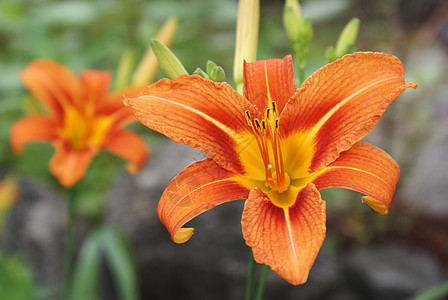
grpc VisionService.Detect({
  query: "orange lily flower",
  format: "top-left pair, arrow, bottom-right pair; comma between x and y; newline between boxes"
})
124,52 -> 416,285
11,60 -> 149,188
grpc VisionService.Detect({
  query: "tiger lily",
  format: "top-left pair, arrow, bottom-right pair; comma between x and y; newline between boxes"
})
11,60 -> 149,187
124,52 -> 416,285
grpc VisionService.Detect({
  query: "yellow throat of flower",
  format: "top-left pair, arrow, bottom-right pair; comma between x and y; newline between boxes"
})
58,106 -> 113,151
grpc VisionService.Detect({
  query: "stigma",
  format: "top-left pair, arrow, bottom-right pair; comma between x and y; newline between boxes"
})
245,101 -> 289,193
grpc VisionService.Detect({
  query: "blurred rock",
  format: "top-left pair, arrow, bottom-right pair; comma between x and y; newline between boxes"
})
6,179 -> 65,289
343,245 -> 444,300
405,85 -> 448,218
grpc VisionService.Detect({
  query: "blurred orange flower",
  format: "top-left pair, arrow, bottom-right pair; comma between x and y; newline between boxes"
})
11,60 -> 149,187
125,52 -> 416,285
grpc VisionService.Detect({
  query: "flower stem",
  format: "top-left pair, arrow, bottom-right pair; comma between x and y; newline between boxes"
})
245,251 -> 257,300
62,189 -> 77,300
255,264 -> 269,300
246,250 -> 270,300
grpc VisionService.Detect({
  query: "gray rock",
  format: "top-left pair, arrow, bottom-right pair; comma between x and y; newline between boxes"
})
343,245 -> 444,300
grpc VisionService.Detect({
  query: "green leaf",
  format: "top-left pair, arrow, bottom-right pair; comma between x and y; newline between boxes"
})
70,232 -> 102,300
100,228 -> 139,300
0,254 -> 38,300
408,282 -> 448,300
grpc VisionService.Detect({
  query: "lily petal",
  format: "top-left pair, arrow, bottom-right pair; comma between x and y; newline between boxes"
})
102,86 -> 144,126
243,55 -> 296,113
125,75 -> 253,174
103,129 -> 149,174
312,141 -> 399,214
80,71 -> 111,110
10,115 -> 58,153
242,183 -> 326,285
49,142 -> 98,188
157,158 -> 249,243
19,60 -> 81,116
281,52 -> 417,174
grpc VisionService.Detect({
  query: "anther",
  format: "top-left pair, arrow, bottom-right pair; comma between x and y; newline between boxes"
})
245,110 -> 252,126
265,108 -> 271,120
272,101 -> 277,117
254,119 -> 261,131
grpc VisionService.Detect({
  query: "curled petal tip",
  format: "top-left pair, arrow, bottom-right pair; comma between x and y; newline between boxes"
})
362,196 -> 389,215
173,228 -> 194,244
407,81 -> 418,89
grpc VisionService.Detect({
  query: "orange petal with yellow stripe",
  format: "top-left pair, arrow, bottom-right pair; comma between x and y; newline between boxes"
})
157,158 -> 249,243
242,184 -> 326,285
281,52 -> 417,174
243,55 -> 297,113
312,141 -> 399,214
124,75 -> 253,174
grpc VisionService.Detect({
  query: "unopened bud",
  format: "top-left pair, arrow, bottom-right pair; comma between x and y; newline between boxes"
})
150,38 -> 188,79
206,60 -> 217,77
283,0 -> 303,44
327,18 -> 360,62
193,68 -> 209,79
210,66 -> 226,82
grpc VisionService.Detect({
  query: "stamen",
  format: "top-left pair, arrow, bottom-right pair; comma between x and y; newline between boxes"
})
244,106 -> 287,192
265,108 -> 271,121
245,110 -> 252,126
275,118 -> 286,192
254,119 -> 261,131
272,101 -> 277,118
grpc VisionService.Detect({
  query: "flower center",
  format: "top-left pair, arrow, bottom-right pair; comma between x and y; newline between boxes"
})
58,106 -> 112,151
245,101 -> 290,193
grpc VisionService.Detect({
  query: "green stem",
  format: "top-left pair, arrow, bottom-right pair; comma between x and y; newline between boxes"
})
255,264 -> 269,300
292,43 -> 306,86
245,251 -> 257,300
62,189 -> 77,300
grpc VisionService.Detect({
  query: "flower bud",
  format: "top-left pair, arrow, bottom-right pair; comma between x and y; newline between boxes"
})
206,60 -> 217,76
335,18 -> 360,58
233,0 -> 259,93
193,68 -> 210,79
327,18 -> 360,62
210,66 -> 226,82
150,38 -> 188,79
283,0 -> 303,44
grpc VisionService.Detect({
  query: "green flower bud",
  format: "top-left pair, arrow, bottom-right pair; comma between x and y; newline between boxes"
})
206,60 -> 218,77
210,66 -> 226,82
283,0 -> 303,44
334,18 -> 360,61
150,38 -> 188,79
193,68 -> 210,79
